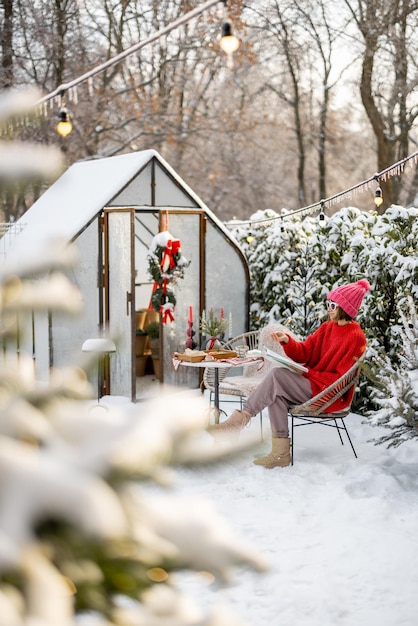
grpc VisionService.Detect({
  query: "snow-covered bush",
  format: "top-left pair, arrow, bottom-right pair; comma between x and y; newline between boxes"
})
231,204 -> 418,349
367,296 -> 418,447
228,203 -> 418,416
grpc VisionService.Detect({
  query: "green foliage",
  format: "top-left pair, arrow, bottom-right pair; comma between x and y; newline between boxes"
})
200,308 -> 229,337
150,285 -> 176,311
366,296 -> 418,447
147,239 -> 190,312
145,321 -> 160,339
34,521 -> 152,615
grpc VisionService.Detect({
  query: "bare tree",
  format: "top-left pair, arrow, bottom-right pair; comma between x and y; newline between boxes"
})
245,0 -> 352,206
292,0 -> 354,201
343,0 -> 418,210
3,0 -> 415,224
246,0 -> 309,205
0,0 -> 14,88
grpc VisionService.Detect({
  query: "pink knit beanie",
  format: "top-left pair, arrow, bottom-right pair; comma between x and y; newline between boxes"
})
327,279 -> 370,318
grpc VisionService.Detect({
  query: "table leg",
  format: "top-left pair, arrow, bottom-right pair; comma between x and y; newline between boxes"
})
214,368 -> 220,424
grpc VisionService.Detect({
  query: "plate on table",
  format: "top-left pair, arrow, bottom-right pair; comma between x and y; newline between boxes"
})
204,350 -> 237,360
174,352 -> 206,362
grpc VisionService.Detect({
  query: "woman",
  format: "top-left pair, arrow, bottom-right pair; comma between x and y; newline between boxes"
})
208,279 -> 370,468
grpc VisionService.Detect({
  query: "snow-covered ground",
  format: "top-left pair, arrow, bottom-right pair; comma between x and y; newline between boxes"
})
135,389 -> 418,626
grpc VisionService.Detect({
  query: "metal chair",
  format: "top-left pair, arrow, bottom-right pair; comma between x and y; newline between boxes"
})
202,330 -> 260,410
289,353 -> 365,464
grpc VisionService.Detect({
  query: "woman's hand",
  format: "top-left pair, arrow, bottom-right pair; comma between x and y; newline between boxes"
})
270,331 -> 289,344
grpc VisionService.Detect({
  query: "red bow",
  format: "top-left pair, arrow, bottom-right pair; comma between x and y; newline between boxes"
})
161,302 -> 175,324
161,240 -> 177,273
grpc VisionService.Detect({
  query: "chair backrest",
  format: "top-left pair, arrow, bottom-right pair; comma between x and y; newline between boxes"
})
239,323 -> 297,380
203,324 -> 296,391
290,352 -> 365,416
202,331 -> 260,391
223,330 -> 260,351
202,325 -> 296,393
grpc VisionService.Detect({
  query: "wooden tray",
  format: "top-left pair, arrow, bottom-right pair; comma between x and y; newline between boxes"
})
205,350 -> 237,359
174,352 -> 206,362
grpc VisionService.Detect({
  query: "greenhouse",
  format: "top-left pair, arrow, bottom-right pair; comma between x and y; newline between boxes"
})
1,149 -> 250,401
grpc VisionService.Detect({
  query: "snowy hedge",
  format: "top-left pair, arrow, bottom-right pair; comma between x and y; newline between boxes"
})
228,205 -> 418,423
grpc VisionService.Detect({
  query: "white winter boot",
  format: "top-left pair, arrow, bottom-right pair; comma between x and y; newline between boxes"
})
253,437 -> 291,468
207,409 -> 252,440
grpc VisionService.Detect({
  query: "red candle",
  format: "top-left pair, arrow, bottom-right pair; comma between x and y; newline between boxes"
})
189,306 -> 193,323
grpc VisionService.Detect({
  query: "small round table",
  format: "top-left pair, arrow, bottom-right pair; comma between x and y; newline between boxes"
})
176,356 -> 263,423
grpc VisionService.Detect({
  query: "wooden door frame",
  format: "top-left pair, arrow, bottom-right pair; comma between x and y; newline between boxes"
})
102,208 -> 136,401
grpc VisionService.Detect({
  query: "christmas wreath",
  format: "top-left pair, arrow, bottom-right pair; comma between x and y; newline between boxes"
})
147,230 -> 190,322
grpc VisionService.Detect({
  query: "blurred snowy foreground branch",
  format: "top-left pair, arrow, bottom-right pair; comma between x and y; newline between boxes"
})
0,242 -> 268,626
0,88 -> 64,181
0,87 -> 268,625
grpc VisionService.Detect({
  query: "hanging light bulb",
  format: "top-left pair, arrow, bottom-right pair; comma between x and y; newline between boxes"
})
374,185 -> 383,207
246,231 -> 255,244
220,21 -> 240,54
319,202 -> 326,221
56,106 -> 72,137
220,18 -> 240,69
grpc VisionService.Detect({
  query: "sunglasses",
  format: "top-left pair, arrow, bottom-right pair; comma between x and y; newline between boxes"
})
326,301 -> 338,311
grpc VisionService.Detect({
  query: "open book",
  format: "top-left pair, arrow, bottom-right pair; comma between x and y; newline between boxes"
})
264,348 -> 308,373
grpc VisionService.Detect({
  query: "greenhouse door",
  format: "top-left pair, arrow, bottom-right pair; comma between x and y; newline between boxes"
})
104,210 -> 136,400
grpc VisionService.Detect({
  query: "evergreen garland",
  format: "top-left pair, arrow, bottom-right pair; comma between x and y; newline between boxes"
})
147,234 -> 190,312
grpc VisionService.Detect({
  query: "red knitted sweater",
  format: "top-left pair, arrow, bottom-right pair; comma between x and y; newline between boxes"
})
283,320 -> 366,412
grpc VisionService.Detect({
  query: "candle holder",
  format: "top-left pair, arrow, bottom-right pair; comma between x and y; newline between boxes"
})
185,320 -> 197,350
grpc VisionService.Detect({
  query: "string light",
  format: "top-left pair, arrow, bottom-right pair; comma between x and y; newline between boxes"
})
219,1 -> 240,68
56,105 -> 72,137
219,21 -> 240,66
220,21 -> 240,54
23,0 -> 234,132
226,150 -> 418,228
374,185 -> 383,207
55,90 -> 73,136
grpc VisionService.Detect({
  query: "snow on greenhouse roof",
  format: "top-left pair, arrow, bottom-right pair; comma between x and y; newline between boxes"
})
2,149 -> 229,262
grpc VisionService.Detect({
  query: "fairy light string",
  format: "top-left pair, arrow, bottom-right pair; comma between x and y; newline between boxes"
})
34,0 -> 226,111
0,0 -> 233,136
228,150 -> 418,228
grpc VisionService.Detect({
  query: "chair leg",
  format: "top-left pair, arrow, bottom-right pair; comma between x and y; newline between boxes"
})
334,418 -> 345,445
289,415 -> 357,463
340,418 -> 358,458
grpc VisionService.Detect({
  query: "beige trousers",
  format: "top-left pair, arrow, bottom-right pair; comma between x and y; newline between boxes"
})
243,367 -> 312,438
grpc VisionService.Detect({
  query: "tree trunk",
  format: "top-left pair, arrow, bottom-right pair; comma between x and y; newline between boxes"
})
359,33 -> 393,212
0,0 -> 14,87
